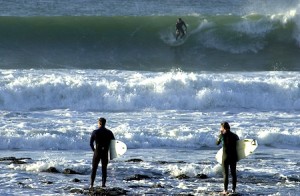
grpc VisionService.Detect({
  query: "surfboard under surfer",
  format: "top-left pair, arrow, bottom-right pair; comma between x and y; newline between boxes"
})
216,122 -> 239,195
175,18 -> 187,40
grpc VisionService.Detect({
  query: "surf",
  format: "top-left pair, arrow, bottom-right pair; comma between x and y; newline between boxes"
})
1,69 -> 300,112
0,14 -> 300,71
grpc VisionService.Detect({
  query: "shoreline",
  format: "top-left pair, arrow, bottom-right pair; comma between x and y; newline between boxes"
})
0,148 -> 299,195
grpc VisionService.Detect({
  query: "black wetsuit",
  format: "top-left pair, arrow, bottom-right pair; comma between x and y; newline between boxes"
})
216,131 -> 239,191
176,21 -> 187,39
90,126 -> 115,187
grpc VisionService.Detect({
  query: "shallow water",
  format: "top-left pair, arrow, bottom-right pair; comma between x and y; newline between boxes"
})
1,147 -> 299,195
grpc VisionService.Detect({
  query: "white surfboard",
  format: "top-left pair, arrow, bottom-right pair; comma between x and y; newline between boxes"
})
109,140 -> 127,160
216,139 -> 258,164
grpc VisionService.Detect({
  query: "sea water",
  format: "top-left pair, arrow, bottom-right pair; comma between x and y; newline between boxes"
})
1,0 -> 300,195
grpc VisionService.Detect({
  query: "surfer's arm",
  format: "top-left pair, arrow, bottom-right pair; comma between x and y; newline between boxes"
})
216,134 -> 222,145
111,130 -> 115,140
90,132 -> 95,151
108,129 -> 115,141
235,134 -> 239,141
183,22 -> 187,30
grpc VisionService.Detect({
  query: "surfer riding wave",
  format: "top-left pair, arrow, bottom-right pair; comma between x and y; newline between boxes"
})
175,18 -> 187,40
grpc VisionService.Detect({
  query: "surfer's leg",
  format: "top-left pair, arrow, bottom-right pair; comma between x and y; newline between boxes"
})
180,30 -> 185,38
222,162 -> 229,192
176,30 -> 180,40
90,152 -> 101,188
101,156 -> 109,187
230,162 -> 237,192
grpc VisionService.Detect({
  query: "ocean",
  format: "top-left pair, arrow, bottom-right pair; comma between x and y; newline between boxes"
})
0,0 -> 300,195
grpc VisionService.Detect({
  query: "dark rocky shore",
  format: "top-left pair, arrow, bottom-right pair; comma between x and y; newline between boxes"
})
1,156 -> 215,195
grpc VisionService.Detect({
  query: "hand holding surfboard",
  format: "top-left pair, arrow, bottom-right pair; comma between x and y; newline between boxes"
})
216,139 -> 258,164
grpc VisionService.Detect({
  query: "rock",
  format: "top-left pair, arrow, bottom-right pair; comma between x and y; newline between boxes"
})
88,187 -> 128,195
152,183 -> 164,188
158,160 -> 186,164
157,161 -> 168,164
70,188 -> 84,194
72,178 -> 81,183
0,157 -> 31,164
128,185 -> 149,188
125,174 -> 151,181
17,182 -> 25,185
196,173 -> 208,179
287,176 -> 300,182
42,181 -> 54,184
126,158 -> 143,162
43,167 -> 60,173
10,160 -> 26,164
0,157 -> 16,161
176,174 -> 190,179
63,168 -> 81,174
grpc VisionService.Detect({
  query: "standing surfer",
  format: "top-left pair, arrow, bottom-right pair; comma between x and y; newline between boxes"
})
90,117 -> 115,190
216,122 -> 239,195
175,18 -> 187,40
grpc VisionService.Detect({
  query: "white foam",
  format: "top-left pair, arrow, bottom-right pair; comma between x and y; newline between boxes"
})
168,164 -> 199,177
1,70 -> 300,150
1,70 -> 300,111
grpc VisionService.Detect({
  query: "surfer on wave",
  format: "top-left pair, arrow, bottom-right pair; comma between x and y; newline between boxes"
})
175,18 -> 187,40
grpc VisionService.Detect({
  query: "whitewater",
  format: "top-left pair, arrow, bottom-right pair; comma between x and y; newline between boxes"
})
1,0 -> 300,195
1,69 -> 300,195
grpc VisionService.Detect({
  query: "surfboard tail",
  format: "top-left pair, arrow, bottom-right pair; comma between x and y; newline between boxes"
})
109,140 -> 127,160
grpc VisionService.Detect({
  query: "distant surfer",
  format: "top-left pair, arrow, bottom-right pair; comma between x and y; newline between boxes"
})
90,117 -> 115,190
216,122 -> 239,195
175,18 -> 187,40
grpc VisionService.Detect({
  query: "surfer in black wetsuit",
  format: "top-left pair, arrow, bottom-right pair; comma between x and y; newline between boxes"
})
175,18 -> 187,40
216,122 -> 239,195
90,117 -> 115,190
